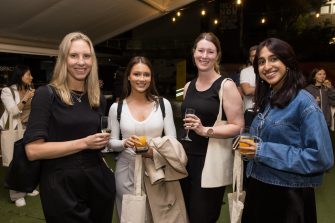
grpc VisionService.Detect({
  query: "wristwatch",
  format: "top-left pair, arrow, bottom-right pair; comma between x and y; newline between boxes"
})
206,127 -> 214,137
22,100 -> 27,104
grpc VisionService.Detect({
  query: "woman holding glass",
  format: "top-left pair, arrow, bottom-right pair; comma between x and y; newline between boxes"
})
0,64 -> 38,207
180,32 -> 244,223
24,32 -> 115,222
240,38 -> 334,223
108,56 -> 181,222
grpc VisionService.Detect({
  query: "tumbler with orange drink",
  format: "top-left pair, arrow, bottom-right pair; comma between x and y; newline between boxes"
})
134,136 -> 148,153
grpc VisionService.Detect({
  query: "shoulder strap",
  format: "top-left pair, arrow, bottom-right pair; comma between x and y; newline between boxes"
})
158,97 -> 165,119
158,97 -> 166,137
117,101 -> 123,123
117,101 -> 123,140
8,87 -> 15,100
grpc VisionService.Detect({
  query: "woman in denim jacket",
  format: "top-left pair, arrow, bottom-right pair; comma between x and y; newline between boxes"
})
240,38 -> 334,223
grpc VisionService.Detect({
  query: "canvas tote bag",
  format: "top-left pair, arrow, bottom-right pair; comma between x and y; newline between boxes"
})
1,115 -> 24,166
228,150 -> 246,223
201,78 -> 234,187
121,154 -> 147,223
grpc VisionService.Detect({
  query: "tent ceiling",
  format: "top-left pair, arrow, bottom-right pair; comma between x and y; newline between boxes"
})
0,0 -> 195,56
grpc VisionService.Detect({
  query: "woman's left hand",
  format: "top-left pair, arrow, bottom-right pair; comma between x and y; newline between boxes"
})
183,114 -> 206,137
142,146 -> 154,158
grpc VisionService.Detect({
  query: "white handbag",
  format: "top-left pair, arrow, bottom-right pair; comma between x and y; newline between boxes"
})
1,115 -> 25,167
121,154 -> 147,223
201,78 -> 234,188
228,150 -> 246,223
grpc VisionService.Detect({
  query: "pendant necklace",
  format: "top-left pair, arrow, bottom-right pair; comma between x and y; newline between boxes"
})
71,90 -> 85,103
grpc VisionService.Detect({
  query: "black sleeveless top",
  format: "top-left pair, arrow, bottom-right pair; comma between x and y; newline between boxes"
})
181,76 -> 227,156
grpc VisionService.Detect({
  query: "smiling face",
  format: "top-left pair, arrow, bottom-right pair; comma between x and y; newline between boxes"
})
193,39 -> 218,72
258,46 -> 287,91
128,63 -> 152,94
67,39 -> 93,84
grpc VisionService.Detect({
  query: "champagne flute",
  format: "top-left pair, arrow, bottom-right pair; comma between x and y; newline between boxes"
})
101,116 -> 111,133
181,108 -> 195,141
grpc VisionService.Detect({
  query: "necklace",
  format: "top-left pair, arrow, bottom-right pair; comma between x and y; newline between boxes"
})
71,90 -> 85,103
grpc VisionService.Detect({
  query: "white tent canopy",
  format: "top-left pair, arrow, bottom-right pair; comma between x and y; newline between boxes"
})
0,0 -> 195,56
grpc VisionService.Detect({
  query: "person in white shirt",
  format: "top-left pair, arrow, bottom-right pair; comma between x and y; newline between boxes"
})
108,56 -> 177,221
0,64 -> 39,207
240,45 -> 257,126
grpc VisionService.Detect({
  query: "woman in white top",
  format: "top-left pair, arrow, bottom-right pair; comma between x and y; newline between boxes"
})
0,64 -> 38,207
108,56 -> 176,221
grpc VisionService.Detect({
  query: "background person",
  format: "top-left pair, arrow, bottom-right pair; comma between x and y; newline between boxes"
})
305,68 -> 335,129
180,32 -> 244,223
24,32 -> 115,223
108,56 -> 185,222
240,45 -> 257,127
0,64 -> 38,207
240,38 -> 334,223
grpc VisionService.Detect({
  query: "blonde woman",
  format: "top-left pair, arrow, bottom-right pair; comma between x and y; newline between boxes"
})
24,32 -> 115,223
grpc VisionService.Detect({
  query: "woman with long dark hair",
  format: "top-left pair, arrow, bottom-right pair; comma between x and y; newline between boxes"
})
305,67 -> 335,128
240,38 -> 334,223
108,56 -> 187,222
0,64 -> 38,207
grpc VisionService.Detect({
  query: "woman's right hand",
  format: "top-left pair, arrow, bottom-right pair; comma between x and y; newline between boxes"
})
238,138 -> 257,158
23,89 -> 35,101
123,135 -> 139,149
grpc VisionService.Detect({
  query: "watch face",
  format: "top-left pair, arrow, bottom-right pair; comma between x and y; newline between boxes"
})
207,128 -> 214,136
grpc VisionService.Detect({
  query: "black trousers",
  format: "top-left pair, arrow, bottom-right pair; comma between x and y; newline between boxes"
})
242,178 -> 317,223
40,158 -> 115,223
180,155 -> 225,223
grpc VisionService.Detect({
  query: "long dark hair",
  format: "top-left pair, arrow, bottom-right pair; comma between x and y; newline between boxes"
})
8,64 -> 31,91
121,56 -> 159,102
253,38 -> 306,112
308,67 -> 325,85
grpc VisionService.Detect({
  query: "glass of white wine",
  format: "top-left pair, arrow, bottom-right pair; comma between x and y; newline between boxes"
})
101,116 -> 111,133
181,108 -> 195,141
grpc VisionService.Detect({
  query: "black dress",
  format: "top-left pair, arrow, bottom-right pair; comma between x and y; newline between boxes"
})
180,76 -> 227,223
24,86 -> 115,223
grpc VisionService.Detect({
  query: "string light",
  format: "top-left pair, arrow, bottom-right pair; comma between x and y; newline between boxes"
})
201,9 -> 206,16
177,11 -> 181,17
316,13 -> 320,18
237,0 -> 242,5
172,17 -> 176,22
214,19 -> 219,25
261,17 -> 266,24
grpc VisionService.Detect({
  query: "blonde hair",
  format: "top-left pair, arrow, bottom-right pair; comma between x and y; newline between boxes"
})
50,32 -> 100,108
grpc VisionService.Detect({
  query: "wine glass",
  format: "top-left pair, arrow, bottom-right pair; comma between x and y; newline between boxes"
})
101,116 -> 111,133
181,108 -> 195,141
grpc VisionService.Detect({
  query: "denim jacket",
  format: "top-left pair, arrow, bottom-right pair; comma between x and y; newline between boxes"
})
247,90 -> 334,187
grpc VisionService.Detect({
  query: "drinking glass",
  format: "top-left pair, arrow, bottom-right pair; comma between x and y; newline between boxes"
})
101,116 -> 111,133
181,108 -> 196,141
238,127 -> 260,155
134,123 -> 148,153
